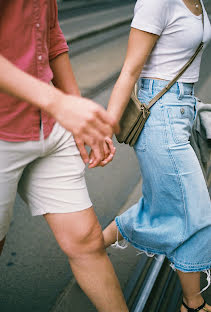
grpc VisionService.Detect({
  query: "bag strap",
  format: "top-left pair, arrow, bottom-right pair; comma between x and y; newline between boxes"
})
144,9 -> 205,110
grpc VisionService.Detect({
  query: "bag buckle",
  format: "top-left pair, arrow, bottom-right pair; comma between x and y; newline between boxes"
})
140,104 -> 148,119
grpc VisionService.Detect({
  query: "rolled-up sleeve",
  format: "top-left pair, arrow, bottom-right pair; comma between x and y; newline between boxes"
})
49,0 -> 69,61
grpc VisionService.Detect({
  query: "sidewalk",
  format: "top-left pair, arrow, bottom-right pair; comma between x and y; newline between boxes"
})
50,181 -> 143,312
70,30 -> 128,94
59,4 -> 134,42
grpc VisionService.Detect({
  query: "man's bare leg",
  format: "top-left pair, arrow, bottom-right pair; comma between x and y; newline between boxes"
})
103,220 -> 123,248
178,270 -> 211,311
0,237 -> 5,255
44,208 -> 128,312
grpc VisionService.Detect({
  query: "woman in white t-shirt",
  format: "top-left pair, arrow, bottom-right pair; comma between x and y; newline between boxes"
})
103,0 -> 211,311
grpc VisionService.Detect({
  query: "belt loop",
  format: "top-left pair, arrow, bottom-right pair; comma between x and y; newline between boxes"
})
178,82 -> 184,100
149,79 -> 153,96
192,85 -> 195,96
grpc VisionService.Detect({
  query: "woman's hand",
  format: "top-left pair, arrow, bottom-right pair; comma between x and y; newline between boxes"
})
88,137 -> 116,168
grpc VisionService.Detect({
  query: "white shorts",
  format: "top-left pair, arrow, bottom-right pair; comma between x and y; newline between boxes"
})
0,122 -> 92,240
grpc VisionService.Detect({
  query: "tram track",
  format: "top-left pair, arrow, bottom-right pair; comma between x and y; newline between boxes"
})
124,256 -> 182,312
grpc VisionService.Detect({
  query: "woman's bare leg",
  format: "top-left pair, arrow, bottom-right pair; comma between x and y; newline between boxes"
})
104,222 -> 211,312
178,271 -> 211,311
103,220 -> 124,248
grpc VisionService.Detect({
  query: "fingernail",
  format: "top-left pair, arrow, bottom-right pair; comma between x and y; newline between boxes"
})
89,159 -> 93,164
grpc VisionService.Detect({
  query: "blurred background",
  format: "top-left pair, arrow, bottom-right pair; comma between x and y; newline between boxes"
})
0,1 -> 210,311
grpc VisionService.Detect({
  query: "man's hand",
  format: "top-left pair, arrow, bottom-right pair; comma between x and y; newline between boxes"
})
50,93 -> 119,164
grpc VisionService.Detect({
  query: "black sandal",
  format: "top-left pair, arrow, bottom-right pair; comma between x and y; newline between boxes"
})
181,300 -> 210,312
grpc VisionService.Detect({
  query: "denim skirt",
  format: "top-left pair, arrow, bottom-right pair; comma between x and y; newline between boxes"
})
115,78 -> 211,272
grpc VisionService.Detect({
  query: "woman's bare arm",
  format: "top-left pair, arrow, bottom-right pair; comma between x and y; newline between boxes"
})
107,28 -> 159,123
89,29 -> 159,168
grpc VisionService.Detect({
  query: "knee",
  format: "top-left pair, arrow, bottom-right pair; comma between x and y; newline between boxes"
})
59,221 -> 105,259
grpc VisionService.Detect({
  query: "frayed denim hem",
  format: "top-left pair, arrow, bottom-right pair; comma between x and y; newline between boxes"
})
169,262 -> 211,273
114,217 -> 211,293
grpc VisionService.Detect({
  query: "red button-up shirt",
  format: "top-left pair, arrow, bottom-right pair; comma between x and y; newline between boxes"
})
0,0 -> 69,141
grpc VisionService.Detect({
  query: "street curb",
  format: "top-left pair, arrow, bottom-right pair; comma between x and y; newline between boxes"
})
64,15 -> 133,43
59,4 -> 133,44
58,0 -> 103,12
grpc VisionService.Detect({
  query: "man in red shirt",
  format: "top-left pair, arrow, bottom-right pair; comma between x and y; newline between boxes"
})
0,1 -> 128,311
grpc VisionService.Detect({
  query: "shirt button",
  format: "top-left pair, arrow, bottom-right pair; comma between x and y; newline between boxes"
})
180,108 -> 185,114
38,55 -> 42,61
36,23 -> 40,28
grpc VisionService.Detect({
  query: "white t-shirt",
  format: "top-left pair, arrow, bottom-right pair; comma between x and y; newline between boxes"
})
131,0 -> 211,82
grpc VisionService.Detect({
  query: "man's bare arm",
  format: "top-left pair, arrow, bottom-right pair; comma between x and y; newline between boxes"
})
50,52 -> 80,96
0,54 -> 62,112
0,54 -> 118,163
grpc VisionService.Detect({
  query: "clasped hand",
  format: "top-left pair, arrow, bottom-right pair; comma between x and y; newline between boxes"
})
88,136 -> 116,168
52,94 -> 118,168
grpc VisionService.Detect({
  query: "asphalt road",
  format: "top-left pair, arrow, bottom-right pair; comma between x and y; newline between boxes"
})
0,3 -> 210,312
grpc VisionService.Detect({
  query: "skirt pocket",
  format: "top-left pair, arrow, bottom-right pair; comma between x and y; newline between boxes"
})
167,103 -> 195,144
